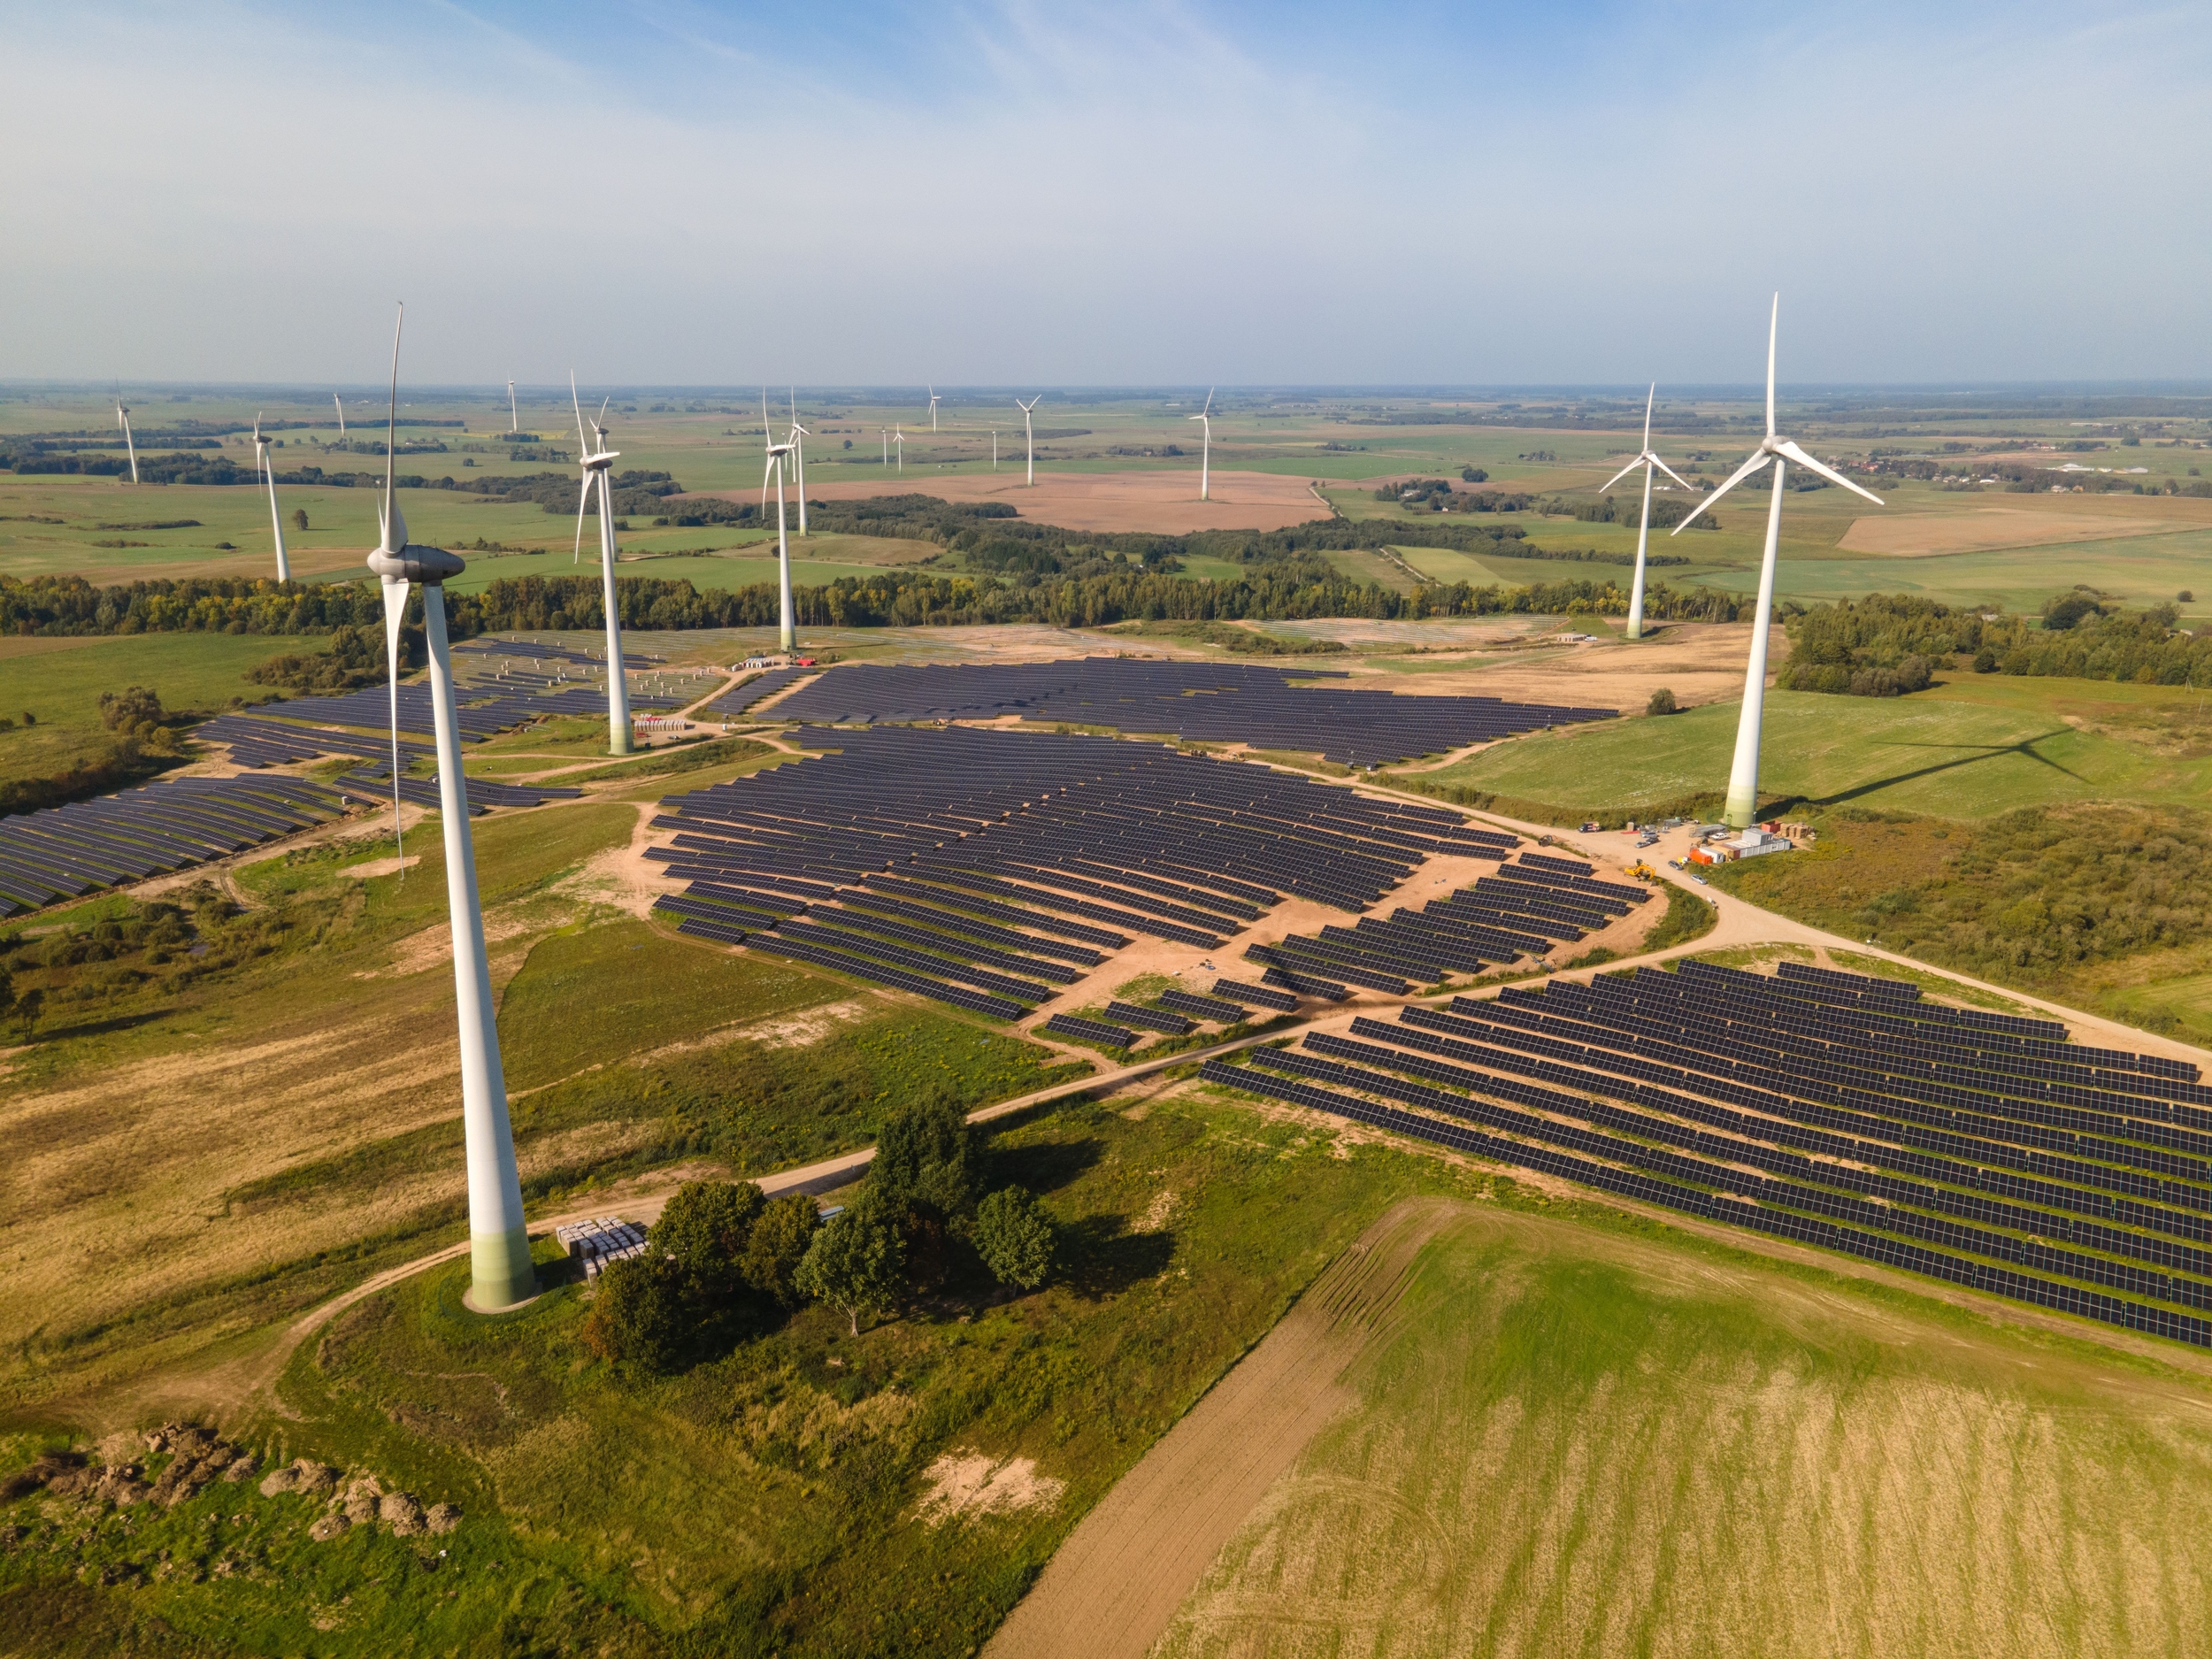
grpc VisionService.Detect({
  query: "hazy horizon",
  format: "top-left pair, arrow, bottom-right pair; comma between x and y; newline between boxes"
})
5,2 -> 2207,387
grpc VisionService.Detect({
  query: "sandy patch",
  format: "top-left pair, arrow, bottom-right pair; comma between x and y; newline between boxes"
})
680,468 -> 1329,535
629,999 -> 873,1066
915,1452 -> 1067,1525
366,901 -> 564,979
985,1196 -> 1463,1659
342,856 -> 419,880
1836,500 -> 2212,557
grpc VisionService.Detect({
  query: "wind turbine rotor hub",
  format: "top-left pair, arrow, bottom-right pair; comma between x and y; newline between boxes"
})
367,545 -> 466,584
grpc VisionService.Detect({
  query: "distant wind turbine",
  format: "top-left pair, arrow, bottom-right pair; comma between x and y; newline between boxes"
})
762,394 -> 799,652
115,394 -> 138,484
1188,388 -> 1214,502
893,425 -> 904,473
507,379 -> 518,434
787,389 -> 810,535
571,374 -> 634,755
927,383 -> 941,431
1017,396 -> 1040,486
1673,295 -> 1885,828
881,427 -> 889,467
334,393 -> 345,434
992,429 -> 999,471
364,301 -> 535,1313
253,414 -> 288,581
1598,385 -> 1693,641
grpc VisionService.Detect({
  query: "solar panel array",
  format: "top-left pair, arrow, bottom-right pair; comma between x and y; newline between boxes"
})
0,775 -> 345,918
642,725 -> 1517,1018
763,658 -> 1612,767
1202,956 -> 2212,1348
703,666 -> 816,718
1245,851 -> 1651,991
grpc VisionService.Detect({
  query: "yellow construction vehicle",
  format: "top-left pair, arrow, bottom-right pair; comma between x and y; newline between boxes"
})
1625,861 -> 1659,882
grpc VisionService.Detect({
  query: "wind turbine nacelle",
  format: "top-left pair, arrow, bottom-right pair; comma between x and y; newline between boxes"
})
367,545 -> 466,584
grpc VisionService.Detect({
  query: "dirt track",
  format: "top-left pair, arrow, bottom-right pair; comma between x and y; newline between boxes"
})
682,467 -> 1331,534
985,1197 -> 1463,1659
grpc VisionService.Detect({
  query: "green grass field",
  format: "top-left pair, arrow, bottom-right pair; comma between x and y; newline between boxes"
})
1401,679 -> 2212,824
1155,1202 -> 2212,1659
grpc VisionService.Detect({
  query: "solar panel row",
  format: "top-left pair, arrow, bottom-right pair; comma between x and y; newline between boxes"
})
1044,1013 -> 1138,1049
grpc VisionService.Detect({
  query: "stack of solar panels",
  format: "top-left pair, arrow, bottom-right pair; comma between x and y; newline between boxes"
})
768,657 -> 1613,768
1044,1012 -> 1138,1049
704,665 -> 815,718
553,1217 -> 651,1280
0,774 -> 345,917
1201,956 -> 2212,1352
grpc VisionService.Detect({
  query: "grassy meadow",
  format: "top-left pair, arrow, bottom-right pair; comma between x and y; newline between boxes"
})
1153,1200 -> 2212,1659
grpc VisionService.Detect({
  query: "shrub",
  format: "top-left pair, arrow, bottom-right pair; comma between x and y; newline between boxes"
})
580,1255 -> 686,1371
1645,687 -> 1678,717
97,685 -> 165,734
972,1187 -> 1057,1290
290,508 -> 309,532
650,1179 -> 764,1310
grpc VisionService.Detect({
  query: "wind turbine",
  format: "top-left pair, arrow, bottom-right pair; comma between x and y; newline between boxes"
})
363,302 -> 535,1313
992,429 -> 999,471
1673,295 -> 1884,828
1188,388 -> 1214,502
1598,384 -> 1694,641
787,389 -> 810,535
334,393 -> 346,434
927,384 -> 941,431
893,425 -> 904,473
1017,396 -> 1040,486
115,394 -> 139,484
253,414 -> 288,581
762,394 -> 799,653
881,427 -> 889,467
571,374 -> 634,755
507,379 -> 518,434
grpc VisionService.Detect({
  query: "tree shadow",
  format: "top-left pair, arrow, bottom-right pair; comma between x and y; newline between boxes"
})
982,1134 -> 1104,1198
1811,729 -> 2085,808
1057,1213 -> 1174,1301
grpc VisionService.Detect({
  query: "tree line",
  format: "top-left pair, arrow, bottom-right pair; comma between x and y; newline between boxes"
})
1778,593 -> 2212,695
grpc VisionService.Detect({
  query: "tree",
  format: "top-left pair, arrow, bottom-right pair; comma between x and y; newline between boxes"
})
290,508 -> 309,533
0,968 -> 14,1031
650,1179 -> 764,1310
98,686 -> 165,737
580,1255 -> 686,1371
972,1186 -> 1056,1291
872,1088 -> 977,1223
1645,687 -> 1678,717
13,987 -> 42,1041
741,1194 -> 818,1307
795,1201 -> 906,1336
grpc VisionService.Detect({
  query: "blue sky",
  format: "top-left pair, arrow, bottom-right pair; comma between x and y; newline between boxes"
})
3,1 -> 2207,386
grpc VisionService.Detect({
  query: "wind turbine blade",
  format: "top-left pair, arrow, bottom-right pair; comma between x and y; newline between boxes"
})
1204,387 -> 1214,417
379,574 -> 410,867
1644,382 -> 1655,450
597,395 -> 610,430
1671,449 -> 1770,534
1599,458 -> 1643,493
382,303 -> 407,550
762,455 -> 775,510
572,373 -> 588,450
1773,439 -> 1885,505
1650,456 -> 1695,491
1765,293 -> 1778,440
574,475 -> 591,562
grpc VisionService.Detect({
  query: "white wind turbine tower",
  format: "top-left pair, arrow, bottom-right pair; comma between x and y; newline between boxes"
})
507,379 -> 518,434
787,389 -> 810,535
1597,384 -> 1693,641
363,303 -> 535,1312
1017,395 -> 1040,486
1673,295 -> 1884,829
115,394 -> 139,484
570,375 -> 634,755
893,425 -> 904,473
761,396 -> 799,653
252,414 -> 289,581
881,427 -> 889,467
334,393 -> 346,434
1188,388 -> 1215,502
927,384 -> 941,431
991,429 -> 999,470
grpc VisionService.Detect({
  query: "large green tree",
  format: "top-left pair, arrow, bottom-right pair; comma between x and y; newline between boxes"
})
795,1202 -> 906,1337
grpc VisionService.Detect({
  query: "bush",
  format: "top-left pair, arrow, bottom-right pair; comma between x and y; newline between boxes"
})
1460,465 -> 1488,483
972,1187 -> 1056,1290
795,1199 -> 906,1336
580,1255 -> 685,1371
740,1193 -> 818,1307
650,1179 -> 764,1310
1973,649 -> 1998,673
97,685 -> 165,734
247,624 -> 388,693
289,508 -> 309,532
1645,687 -> 1678,717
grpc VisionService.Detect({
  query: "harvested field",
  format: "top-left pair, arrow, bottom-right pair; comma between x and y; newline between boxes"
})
685,467 -> 1332,534
986,1197 -> 1460,1659
1836,498 -> 2212,557
1145,1202 -> 2212,1659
